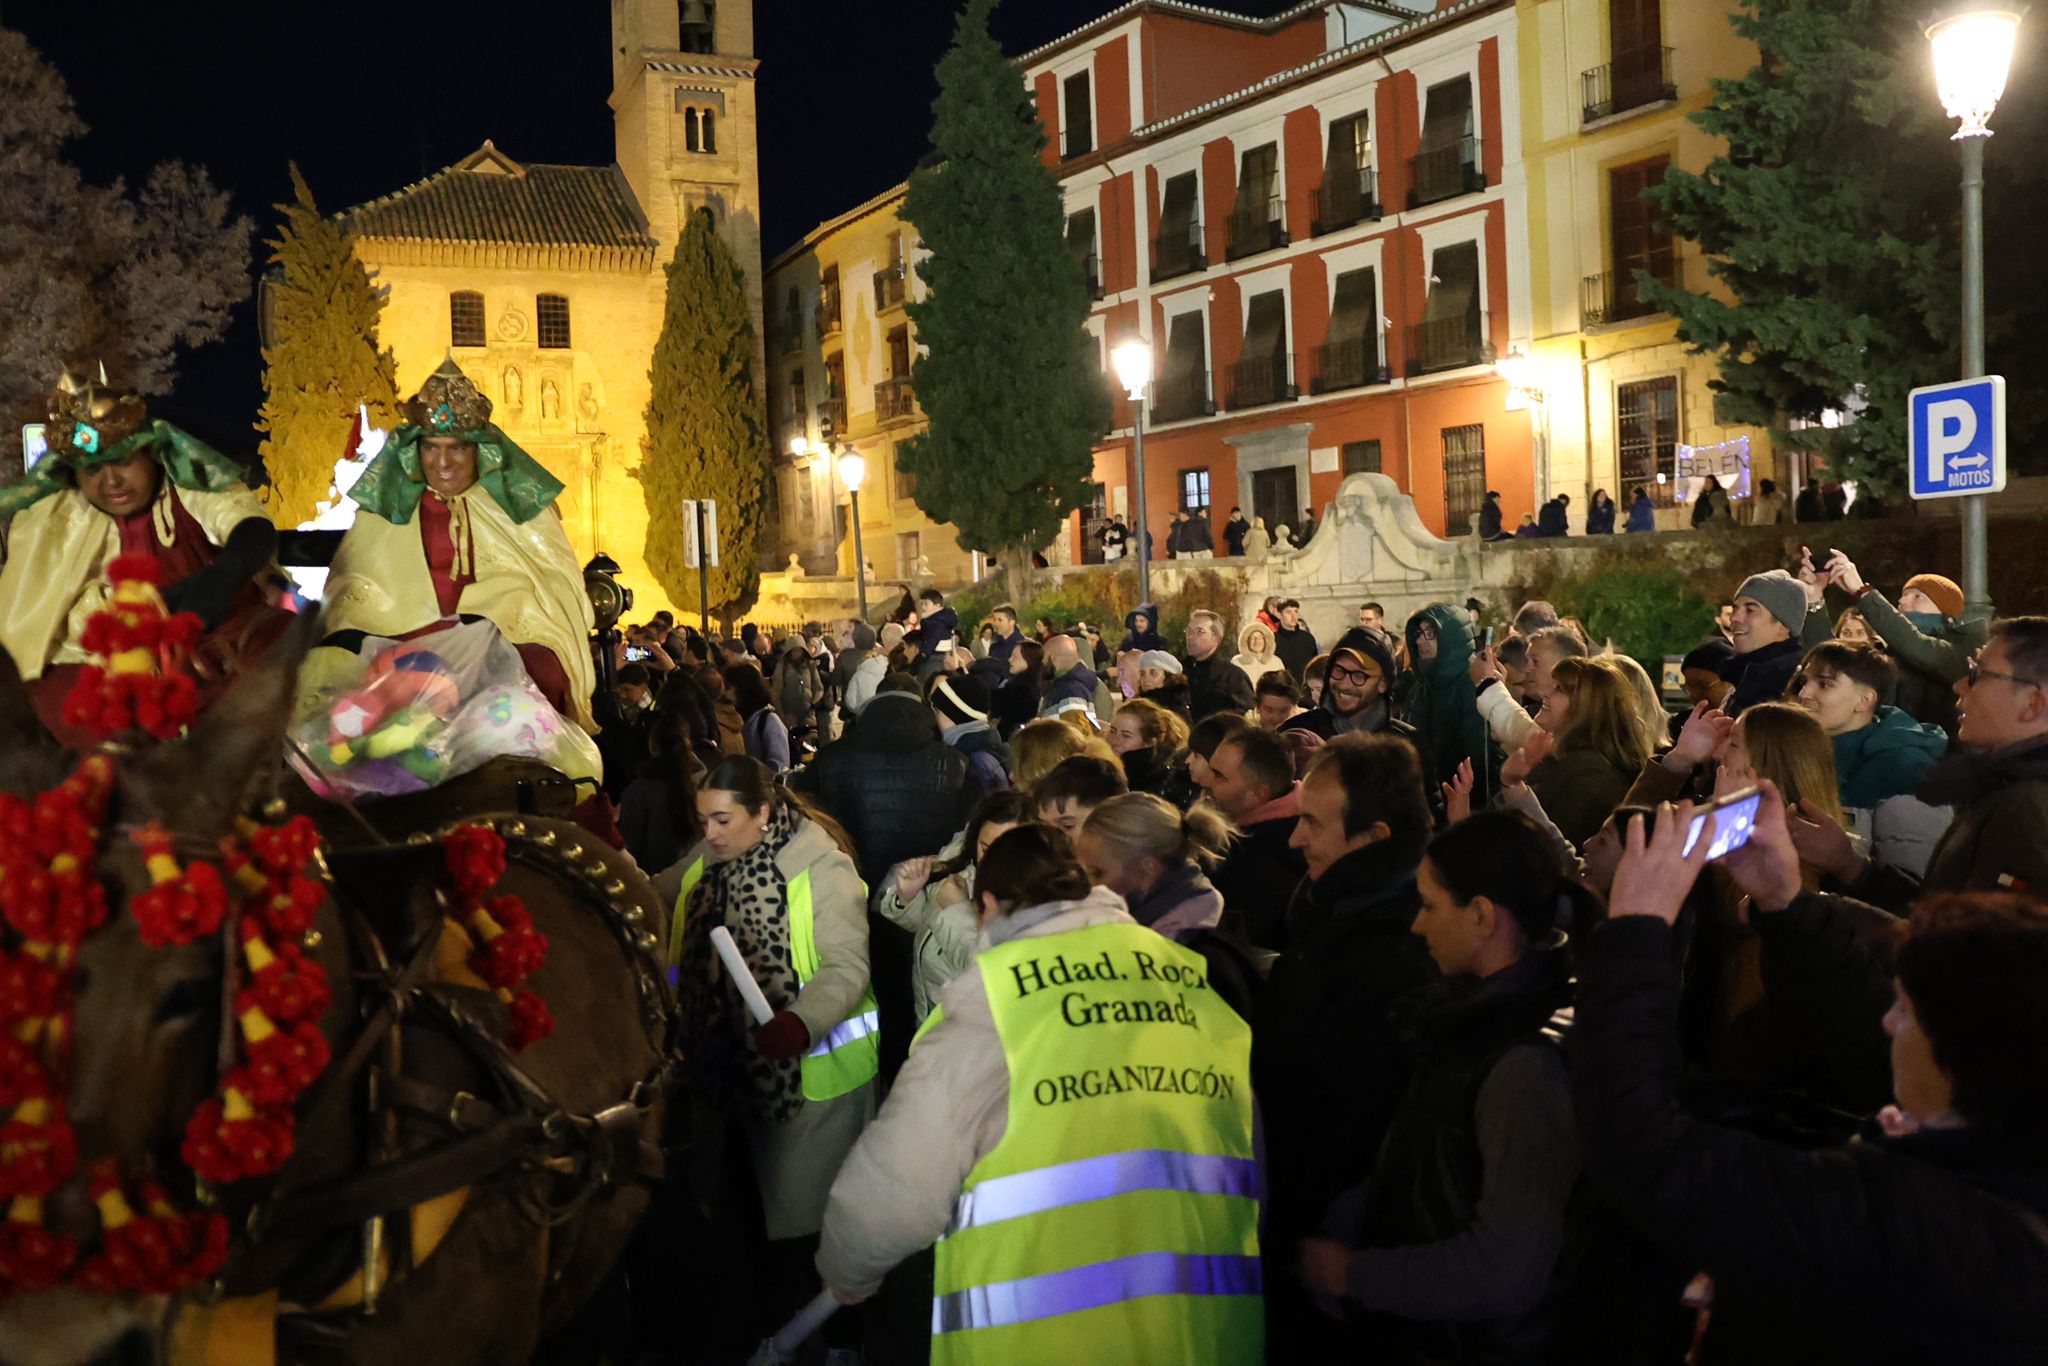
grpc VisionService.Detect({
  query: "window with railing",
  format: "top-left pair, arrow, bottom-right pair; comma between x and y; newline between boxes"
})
818,267 -> 842,338
1409,243 -> 1490,375
874,241 -> 906,311
1229,290 -> 1293,408
1153,172 -> 1204,280
1442,424 -> 1488,534
450,291 -> 485,348
1313,113 -> 1378,234
1063,71 -> 1093,160
876,325 -> 915,422
1342,439 -> 1382,476
1179,467 -> 1211,513
1227,143 -> 1286,261
537,293 -> 571,349
821,354 -> 846,436
1066,208 -> 1102,299
1154,311 -> 1212,422
1314,267 -> 1384,392
1618,376 -> 1679,505
1583,157 -> 1676,326
1585,0 -> 1675,123
1410,78 -> 1485,208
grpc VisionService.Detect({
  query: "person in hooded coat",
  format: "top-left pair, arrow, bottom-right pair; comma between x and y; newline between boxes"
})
1118,601 -> 1171,654
1233,620 -> 1288,686
1403,604 -> 1499,799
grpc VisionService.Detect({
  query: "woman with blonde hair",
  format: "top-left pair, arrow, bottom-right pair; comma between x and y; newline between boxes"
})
1106,696 -> 1190,794
1074,792 -> 1235,941
1510,655 -> 1655,847
1603,651 -> 1673,759
1010,717 -> 1116,790
1716,700 -> 1846,831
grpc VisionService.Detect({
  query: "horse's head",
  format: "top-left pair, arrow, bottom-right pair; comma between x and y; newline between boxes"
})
0,620 -> 317,1361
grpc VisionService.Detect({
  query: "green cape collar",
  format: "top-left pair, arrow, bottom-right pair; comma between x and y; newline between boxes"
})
0,419 -> 247,517
347,423 -> 564,525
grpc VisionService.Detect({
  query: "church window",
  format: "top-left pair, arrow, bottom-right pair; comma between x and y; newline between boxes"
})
449,291 -> 485,348
701,109 -> 716,154
684,108 -> 701,153
537,294 -> 572,350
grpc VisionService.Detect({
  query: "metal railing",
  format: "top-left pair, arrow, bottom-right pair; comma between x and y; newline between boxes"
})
1582,47 -> 1677,124
1151,370 -> 1215,423
1406,312 -> 1494,376
1152,222 -> 1206,281
1307,337 -> 1391,394
1580,257 -> 1680,328
1408,136 -> 1486,208
1226,353 -> 1297,409
817,286 -> 841,339
1225,196 -> 1288,261
1311,169 -> 1380,235
873,376 -> 917,424
874,266 -> 906,312
816,397 -> 846,439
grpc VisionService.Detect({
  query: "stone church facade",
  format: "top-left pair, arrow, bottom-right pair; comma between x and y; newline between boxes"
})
343,0 -> 763,614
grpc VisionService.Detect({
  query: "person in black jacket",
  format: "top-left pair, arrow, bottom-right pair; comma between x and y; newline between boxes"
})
1185,609 -> 1256,720
1478,490 -> 1506,540
1271,598 -> 1320,682
1255,734 -> 1438,1362
1203,726 -> 1308,949
1582,781 -> 2048,1365
789,689 -> 974,1082
1303,811 -> 1587,1364
1721,571 -> 1809,714
1117,601 -> 1170,654
1224,505 -> 1251,556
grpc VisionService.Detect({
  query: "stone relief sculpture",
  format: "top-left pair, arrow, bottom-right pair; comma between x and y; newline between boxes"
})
540,378 -> 562,420
503,366 -> 523,409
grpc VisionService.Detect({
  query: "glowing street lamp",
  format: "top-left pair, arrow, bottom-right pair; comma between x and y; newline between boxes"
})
1109,339 -> 1154,600
1926,1 -> 2022,619
837,450 -> 869,619
1496,347 -> 1553,525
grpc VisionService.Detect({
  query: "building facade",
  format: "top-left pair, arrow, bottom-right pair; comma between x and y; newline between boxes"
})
342,0 -> 764,611
1516,0 -> 1774,529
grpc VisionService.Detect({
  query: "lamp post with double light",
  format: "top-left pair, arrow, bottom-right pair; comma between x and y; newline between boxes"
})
1926,1 -> 2022,619
1110,339 -> 1154,602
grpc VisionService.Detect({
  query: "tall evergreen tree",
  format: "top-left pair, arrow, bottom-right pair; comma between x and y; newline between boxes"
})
899,0 -> 1110,558
639,207 -> 766,616
255,165 -> 400,528
1640,0 -> 1958,500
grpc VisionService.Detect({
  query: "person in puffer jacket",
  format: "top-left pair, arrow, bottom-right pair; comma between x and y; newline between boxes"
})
1795,641 -> 1950,810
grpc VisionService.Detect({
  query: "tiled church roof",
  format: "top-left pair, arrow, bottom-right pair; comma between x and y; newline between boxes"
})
346,143 -> 655,251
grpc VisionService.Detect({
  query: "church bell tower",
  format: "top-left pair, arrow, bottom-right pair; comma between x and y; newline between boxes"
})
610,0 -> 763,354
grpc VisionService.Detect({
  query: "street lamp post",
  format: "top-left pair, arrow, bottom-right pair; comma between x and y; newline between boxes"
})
1926,2 -> 2022,620
1110,339 -> 1154,603
838,450 -> 869,621
1498,347 -> 1551,528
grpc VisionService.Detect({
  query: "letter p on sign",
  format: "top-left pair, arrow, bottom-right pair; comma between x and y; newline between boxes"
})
1909,376 -> 2006,500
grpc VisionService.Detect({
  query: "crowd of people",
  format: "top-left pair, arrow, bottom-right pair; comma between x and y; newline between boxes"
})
607,548 -> 2048,1364
3,358 -> 2042,1363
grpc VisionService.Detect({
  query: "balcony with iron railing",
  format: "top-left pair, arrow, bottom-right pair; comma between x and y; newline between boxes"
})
874,376 -> 917,425
1307,336 -> 1392,394
1150,369 -> 1216,423
1225,196 -> 1289,262
1581,255 -> 1682,328
817,292 -> 842,341
1582,46 -> 1677,125
1406,312 -> 1494,376
874,266 -> 906,312
1407,136 -> 1486,209
1226,353 -> 1298,409
816,396 -> 847,439
1152,221 -> 1206,282
1311,169 -> 1380,235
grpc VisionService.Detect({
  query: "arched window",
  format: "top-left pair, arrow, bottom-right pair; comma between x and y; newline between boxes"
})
684,108 -> 700,153
449,290 -> 485,347
701,110 -> 717,153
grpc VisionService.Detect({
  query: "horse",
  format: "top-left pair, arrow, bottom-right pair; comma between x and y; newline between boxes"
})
0,622 -> 672,1365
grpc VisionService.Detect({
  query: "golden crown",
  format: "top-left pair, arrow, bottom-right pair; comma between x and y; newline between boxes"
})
401,355 -> 493,435
46,365 -> 149,463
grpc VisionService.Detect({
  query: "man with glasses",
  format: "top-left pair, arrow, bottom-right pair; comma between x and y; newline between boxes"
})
1321,629 -> 1415,744
1797,617 -> 2048,900
1185,610 -> 1256,721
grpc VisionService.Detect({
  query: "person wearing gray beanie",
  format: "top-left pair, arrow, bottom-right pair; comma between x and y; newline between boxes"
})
1722,569 -> 1811,714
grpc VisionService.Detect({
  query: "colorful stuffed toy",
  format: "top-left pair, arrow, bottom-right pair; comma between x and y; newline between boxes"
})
320,645 -> 462,793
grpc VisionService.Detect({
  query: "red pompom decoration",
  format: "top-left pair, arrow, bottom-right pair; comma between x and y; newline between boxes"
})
442,825 -> 507,900
180,1100 -> 296,1186
507,990 -> 555,1050
131,859 -> 230,947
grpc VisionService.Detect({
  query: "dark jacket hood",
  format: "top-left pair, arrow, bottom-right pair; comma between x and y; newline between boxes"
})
849,690 -> 941,752
1126,602 -> 1162,633
1848,706 -> 1950,763
1406,603 -> 1476,683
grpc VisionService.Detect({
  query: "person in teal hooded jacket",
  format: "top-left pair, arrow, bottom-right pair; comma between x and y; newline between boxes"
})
1795,641 -> 1950,808
1402,603 -> 1500,802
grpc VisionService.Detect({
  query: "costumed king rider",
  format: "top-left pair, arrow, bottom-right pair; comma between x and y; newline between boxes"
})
0,367 -> 292,747
311,356 -> 598,743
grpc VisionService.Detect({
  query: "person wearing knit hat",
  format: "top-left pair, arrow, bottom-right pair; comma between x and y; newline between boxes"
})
1721,570 -> 1810,715
1321,628 -> 1416,739
0,366 -> 294,746
1817,551 -> 1987,732
929,672 -> 1012,793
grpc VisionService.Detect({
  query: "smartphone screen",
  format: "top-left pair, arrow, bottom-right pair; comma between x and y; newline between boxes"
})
1683,788 -> 1763,860
625,647 -> 649,662
1482,626 -> 1496,649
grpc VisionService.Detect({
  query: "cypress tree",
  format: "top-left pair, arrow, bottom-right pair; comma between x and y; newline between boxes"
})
255,165 -> 399,527
1639,0 -> 1958,501
898,0 -> 1111,559
639,207 -> 766,616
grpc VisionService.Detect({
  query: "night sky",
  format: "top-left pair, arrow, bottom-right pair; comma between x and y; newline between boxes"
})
2,0 -> 1289,427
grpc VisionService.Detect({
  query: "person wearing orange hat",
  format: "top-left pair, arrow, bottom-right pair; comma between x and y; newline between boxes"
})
0,367 -> 292,745
1811,551 -> 1985,733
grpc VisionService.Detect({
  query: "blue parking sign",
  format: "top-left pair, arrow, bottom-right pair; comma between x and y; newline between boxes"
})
1909,376 -> 2005,500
